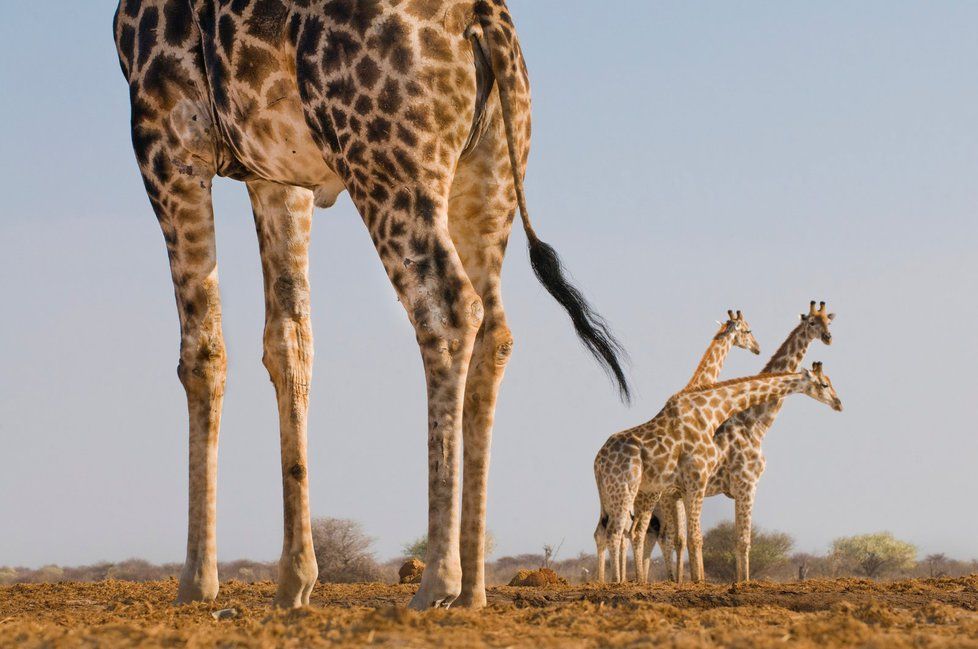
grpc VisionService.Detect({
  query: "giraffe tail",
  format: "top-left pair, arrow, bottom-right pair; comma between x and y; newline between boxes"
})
469,9 -> 631,403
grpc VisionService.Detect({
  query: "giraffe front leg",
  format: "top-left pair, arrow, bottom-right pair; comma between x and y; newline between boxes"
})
734,488 -> 756,582
173,208 -> 225,605
128,118 -> 224,604
683,486 -> 708,583
248,180 -> 319,608
138,175 -> 224,604
668,497 -> 688,583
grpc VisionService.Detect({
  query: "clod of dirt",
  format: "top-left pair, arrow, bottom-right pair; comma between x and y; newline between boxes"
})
398,559 -> 424,584
833,601 -> 904,628
917,601 -> 959,625
507,568 -> 567,587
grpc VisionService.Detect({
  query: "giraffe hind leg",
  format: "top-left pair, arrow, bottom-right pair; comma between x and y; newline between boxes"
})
449,92 -> 520,609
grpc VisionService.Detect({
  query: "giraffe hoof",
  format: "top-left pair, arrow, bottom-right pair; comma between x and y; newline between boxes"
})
454,589 -> 488,609
408,566 -> 462,611
175,566 -> 219,604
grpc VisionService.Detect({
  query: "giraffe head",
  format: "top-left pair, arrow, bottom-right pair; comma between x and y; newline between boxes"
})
800,300 -> 836,345
720,310 -> 761,355
801,362 -> 843,411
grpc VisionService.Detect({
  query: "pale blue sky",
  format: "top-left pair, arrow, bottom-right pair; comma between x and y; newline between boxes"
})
1,2 -> 976,567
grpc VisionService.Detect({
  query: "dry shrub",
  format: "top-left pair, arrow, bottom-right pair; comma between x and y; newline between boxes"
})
311,517 -> 382,583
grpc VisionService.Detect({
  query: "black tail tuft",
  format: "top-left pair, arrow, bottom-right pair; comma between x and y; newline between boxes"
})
527,235 -> 631,402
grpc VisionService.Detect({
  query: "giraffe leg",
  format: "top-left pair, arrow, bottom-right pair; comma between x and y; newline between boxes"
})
657,498 -> 676,582
642,516 -> 658,582
449,122 -> 518,609
670,497 -> 688,583
734,488 -> 756,582
683,486 -> 708,583
630,493 -> 657,584
169,192 -> 224,605
618,530 -> 628,584
594,517 -> 608,583
247,180 -> 319,608
607,511 -> 629,584
327,178 -> 481,610
149,192 -> 224,602
124,91 -> 224,603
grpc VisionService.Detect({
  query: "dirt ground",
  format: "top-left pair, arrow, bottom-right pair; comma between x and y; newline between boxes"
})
3,577 -> 978,648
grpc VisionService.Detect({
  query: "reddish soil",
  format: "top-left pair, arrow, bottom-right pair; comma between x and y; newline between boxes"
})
2,577 -> 978,647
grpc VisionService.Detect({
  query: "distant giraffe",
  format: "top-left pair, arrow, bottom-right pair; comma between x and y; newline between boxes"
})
638,310 -> 759,581
659,301 -> 836,582
593,363 -> 843,584
114,0 -> 629,610
592,310 -> 759,582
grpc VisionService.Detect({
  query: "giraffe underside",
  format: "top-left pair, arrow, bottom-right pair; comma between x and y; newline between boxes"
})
114,0 -> 501,207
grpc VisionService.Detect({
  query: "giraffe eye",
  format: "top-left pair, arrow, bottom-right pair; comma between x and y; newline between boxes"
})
820,382 -> 829,388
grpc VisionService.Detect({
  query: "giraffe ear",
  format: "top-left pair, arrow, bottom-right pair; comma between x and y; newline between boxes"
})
827,313 -> 836,321
800,313 -> 809,321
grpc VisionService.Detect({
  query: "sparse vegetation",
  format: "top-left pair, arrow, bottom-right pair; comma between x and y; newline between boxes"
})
310,517 -> 382,583
831,532 -> 917,579
701,521 -> 794,582
402,531 -> 496,561
1,522 -> 970,587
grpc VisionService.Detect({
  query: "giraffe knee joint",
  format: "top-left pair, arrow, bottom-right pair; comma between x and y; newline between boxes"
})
493,331 -> 514,367
177,335 -> 227,391
273,274 -> 311,320
468,297 -> 485,330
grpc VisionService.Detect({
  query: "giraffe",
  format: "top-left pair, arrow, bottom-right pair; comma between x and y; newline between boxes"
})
593,363 -> 843,584
653,302 -> 835,583
592,309 -> 759,582
638,309 -> 761,582
113,0 -> 630,610
658,301 -> 836,583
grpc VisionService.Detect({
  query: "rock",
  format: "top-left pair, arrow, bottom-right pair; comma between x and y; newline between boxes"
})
211,608 -> 238,620
399,559 -> 425,584
507,568 -> 567,587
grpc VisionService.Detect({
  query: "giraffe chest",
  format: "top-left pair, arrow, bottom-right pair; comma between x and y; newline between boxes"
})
195,1 -> 342,192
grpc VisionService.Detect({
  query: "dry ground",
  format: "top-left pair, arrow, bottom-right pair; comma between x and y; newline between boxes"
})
3,577 -> 978,648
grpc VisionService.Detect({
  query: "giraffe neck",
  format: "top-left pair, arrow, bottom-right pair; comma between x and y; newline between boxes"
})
762,323 -> 816,373
689,373 -> 808,426
722,323 -> 818,443
683,328 -> 734,391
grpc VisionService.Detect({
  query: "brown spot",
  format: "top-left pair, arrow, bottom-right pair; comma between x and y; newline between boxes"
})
290,463 -> 307,481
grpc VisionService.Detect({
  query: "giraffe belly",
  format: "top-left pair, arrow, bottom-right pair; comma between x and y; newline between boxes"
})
196,0 -> 342,193
214,90 -> 341,192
